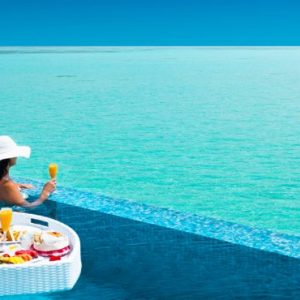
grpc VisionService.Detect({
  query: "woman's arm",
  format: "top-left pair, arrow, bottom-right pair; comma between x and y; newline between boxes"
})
16,183 -> 35,189
2,180 -> 56,208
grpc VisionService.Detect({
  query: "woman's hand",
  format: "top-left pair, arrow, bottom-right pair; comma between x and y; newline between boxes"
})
18,183 -> 35,189
40,179 -> 56,202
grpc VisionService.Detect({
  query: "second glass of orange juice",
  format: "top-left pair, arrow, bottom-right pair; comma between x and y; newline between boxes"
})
0,208 -> 12,240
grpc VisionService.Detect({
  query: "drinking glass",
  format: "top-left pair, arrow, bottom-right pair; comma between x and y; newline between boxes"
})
48,163 -> 58,195
49,163 -> 58,179
0,208 -> 12,241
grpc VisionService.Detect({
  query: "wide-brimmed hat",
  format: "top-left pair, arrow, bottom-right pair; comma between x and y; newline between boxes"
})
0,136 -> 31,161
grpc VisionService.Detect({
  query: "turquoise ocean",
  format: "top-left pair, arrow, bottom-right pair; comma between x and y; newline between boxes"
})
1,47 -> 300,235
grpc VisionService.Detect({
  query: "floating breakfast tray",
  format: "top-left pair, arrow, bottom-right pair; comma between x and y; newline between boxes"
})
0,212 -> 81,296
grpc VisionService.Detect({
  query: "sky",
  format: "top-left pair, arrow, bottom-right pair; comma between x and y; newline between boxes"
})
0,0 -> 300,46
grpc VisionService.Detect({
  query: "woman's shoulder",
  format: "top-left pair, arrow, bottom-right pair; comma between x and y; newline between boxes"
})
0,178 -> 17,192
0,178 -> 22,206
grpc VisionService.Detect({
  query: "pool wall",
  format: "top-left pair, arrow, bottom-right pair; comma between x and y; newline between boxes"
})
20,178 -> 300,299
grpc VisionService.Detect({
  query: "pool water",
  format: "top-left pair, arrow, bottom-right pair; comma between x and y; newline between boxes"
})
4,180 -> 300,300
1,47 -> 300,234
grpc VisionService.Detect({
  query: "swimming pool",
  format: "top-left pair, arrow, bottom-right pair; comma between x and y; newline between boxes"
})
4,178 -> 300,299
1,47 -> 300,234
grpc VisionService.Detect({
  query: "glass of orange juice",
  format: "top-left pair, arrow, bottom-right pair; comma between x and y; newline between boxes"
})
0,208 -> 12,240
49,163 -> 58,179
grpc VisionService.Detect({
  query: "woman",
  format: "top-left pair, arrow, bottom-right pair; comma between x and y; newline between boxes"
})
0,136 -> 56,208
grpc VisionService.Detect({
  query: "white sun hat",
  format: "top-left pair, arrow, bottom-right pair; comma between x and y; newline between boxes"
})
0,136 -> 31,161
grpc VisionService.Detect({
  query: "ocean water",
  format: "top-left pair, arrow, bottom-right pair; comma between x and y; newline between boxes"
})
1,47 -> 300,235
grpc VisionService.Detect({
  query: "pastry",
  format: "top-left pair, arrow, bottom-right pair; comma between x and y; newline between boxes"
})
32,231 -> 70,257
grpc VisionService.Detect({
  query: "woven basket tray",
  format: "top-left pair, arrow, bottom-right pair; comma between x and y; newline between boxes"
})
0,212 -> 81,296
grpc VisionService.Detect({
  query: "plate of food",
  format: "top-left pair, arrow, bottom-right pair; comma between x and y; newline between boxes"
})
0,225 -> 72,264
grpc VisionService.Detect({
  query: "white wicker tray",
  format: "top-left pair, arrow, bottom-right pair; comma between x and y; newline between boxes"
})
0,212 -> 81,296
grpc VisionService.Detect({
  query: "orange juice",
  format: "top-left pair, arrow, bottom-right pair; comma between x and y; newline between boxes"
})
0,208 -> 12,233
49,163 -> 58,179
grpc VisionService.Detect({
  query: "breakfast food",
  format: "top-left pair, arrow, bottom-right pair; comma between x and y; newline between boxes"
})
0,255 -> 25,264
0,232 -> 5,242
0,229 -> 27,242
12,230 -> 26,241
32,231 -> 71,257
6,230 -> 15,242
0,227 -> 72,265
15,250 -> 38,259
0,249 -> 40,265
